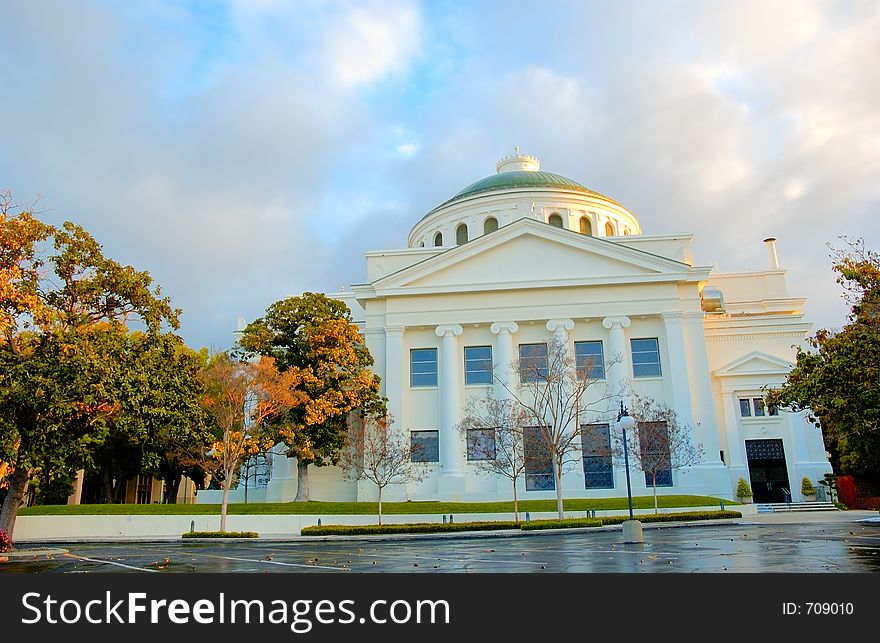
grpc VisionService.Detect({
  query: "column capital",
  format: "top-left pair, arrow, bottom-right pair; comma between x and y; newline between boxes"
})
602,315 -> 631,329
385,325 -> 405,339
546,318 -> 575,333
660,311 -> 684,322
490,321 -> 519,335
435,324 -> 463,338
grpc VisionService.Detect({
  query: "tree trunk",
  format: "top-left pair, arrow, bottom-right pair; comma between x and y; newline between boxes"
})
377,485 -> 383,526
166,475 -> 181,504
220,475 -> 231,533
0,467 -> 29,538
512,479 -> 519,523
652,472 -> 658,514
553,456 -> 564,520
102,465 -> 114,504
294,460 -> 310,502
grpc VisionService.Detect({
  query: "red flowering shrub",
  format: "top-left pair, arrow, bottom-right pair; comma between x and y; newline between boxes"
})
837,475 -> 858,509
0,528 -> 12,553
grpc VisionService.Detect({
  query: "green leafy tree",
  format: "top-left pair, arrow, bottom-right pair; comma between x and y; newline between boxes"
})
766,239 -> 880,481
238,293 -> 383,501
0,196 -> 179,536
87,333 -> 214,504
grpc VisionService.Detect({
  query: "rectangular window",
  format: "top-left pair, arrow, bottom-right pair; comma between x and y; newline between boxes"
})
464,345 -> 493,385
582,423 -> 613,489
466,428 -> 496,461
739,398 -> 752,417
753,398 -> 766,417
638,421 -> 673,487
410,348 -> 438,387
524,426 -> 554,490
410,430 -> 439,462
519,343 -> 548,382
575,340 -> 605,380
631,338 -> 662,378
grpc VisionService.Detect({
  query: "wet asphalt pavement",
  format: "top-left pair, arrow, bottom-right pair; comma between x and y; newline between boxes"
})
3,520 -> 879,573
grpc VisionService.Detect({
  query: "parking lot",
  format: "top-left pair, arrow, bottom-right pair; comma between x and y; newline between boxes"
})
3,518 -> 879,573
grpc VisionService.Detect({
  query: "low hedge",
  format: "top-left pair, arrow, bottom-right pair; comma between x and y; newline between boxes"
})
521,518 -> 602,531
181,531 -> 258,539
600,510 -> 742,525
301,521 -> 521,536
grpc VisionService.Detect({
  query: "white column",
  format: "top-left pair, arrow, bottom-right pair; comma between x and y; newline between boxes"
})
721,389 -> 745,468
385,326 -> 405,428
602,316 -> 631,398
435,324 -> 465,478
678,312 -> 723,464
546,318 -> 574,348
490,321 -> 519,398
661,312 -> 696,429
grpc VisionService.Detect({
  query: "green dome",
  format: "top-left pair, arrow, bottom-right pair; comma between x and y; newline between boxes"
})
430,170 -> 621,212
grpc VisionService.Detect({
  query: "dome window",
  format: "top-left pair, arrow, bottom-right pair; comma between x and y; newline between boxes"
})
434,232 -> 443,247
419,241 -> 425,247
456,223 -> 468,245
484,216 -> 499,234
579,216 -> 591,236
605,221 -> 615,237
548,213 -> 564,228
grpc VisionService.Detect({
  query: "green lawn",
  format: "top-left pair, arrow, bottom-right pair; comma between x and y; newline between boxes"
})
19,495 -> 737,516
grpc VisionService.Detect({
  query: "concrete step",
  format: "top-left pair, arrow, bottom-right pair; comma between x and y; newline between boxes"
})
756,502 -> 838,514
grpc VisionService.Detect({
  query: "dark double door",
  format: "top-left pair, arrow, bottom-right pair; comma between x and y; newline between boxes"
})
745,439 -> 791,503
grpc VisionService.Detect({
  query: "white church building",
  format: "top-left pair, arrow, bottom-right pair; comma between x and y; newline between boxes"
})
266,149 -> 832,504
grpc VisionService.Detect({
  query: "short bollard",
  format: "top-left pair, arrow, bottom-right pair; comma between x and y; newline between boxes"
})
449,514 -> 454,524
443,515 -> 447,524
190,520 -> 195,533
525,512 -> 530,524
317,518 -> 322,526
720,500 -> 725,511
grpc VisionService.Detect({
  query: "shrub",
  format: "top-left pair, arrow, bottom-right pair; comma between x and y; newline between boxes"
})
181,531 -> 258,539
837,475 -> 857,509
736,477 -> 752,498
301,521 -> 522,536
0,528 -> 12,553
520,518 -> 602,531
600,510 -> 742,526
801,477 -> 815,496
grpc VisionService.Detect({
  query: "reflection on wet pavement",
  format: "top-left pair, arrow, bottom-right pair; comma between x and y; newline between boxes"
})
3,521 -> 879,574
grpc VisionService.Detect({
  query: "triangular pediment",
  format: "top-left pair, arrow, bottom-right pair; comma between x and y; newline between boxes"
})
714,351 -> 794,377
372,219 -> 697,293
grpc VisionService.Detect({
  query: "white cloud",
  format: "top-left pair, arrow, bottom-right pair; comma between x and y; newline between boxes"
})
322,2 -> 420,90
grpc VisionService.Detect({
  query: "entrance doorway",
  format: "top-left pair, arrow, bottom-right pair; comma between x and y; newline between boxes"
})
745,439 -> 790,503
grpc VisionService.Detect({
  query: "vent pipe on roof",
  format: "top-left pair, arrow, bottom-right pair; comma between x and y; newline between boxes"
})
763,237 -> 780,269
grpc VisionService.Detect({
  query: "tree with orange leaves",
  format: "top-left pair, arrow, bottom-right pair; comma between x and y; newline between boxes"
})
239,293 -> 384,501
200,353 -> 305,532
0,193 -> 179,537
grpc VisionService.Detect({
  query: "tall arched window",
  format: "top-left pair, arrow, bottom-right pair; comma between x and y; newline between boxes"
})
419,241 -> 425,247
579,216 -> 592,236
548,213 -> 564,228
434,231 -> 443,247
484,216 -> 499,234
605,221 -> 615,237
456,223 -> 468,245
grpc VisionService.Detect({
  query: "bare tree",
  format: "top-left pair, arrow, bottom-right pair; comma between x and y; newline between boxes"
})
200,354 -> 304,532
617,393 -> 704,513
499,336 -> 617,519
338,415 -> 427,525
240,451 -> 273,503
457,394 -> 533,521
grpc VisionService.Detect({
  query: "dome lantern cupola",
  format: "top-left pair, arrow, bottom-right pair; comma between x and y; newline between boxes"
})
496,146 -> 541,173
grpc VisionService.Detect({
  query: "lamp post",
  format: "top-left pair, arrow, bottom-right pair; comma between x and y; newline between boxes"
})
616,400 -> 642,543
617,400 -> 636,520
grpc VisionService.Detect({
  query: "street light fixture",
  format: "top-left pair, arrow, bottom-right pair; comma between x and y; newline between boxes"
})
616,400 -> 637,520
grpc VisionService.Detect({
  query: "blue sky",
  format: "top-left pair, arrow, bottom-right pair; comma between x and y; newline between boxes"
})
2,0 -> 878,349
